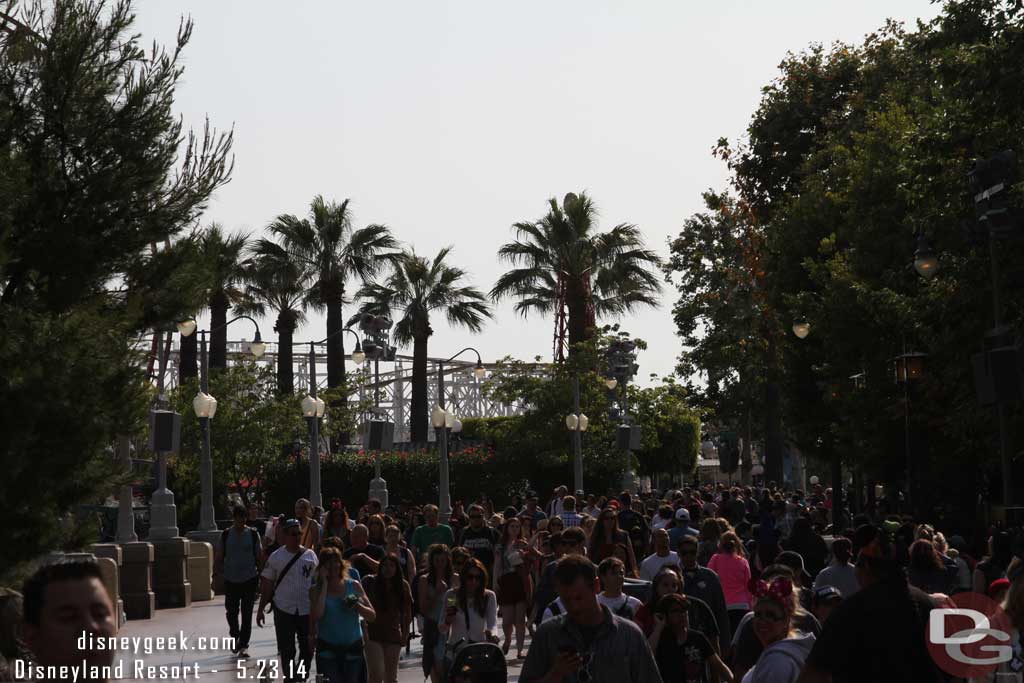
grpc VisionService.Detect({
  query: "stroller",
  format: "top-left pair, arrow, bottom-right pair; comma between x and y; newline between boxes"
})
445,640 -> 508,683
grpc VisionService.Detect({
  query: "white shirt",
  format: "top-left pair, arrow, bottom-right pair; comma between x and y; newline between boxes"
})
813,560 -> 860,598
640,551 -> 681,581
598,593 -> 642,619
261,546 -> 318,615
441,589 -> 498,644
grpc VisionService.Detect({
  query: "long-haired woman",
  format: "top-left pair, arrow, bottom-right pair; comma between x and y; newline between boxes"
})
698,517 -> 723,567
908,539 -> 954,595
441,557 -> 498,662
589,509 -> 638,572
324,506 -> 352,547
648,593 -> 732,683
309,546 -> 376,683
634,567 -> 685,636
418,544 -> 454,683
363,554 -> 411,683
741,575 -> 815,683
494,516 -> 531,659
366,514 -> 387,548
708,530 -> 752,638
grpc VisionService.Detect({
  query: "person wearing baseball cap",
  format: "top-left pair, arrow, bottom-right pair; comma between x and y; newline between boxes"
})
810,585 -> 843,626
798,525 -> 943,683
668,506 -> 699,551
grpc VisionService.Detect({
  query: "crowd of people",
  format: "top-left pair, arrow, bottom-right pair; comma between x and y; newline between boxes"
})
6,481 -> 1024,683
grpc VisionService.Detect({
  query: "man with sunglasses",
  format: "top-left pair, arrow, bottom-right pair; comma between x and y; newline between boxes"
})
677,535 -> 730,656
256,518 -> 318,682
521,555 -> 663,683
456,504 -> 500,570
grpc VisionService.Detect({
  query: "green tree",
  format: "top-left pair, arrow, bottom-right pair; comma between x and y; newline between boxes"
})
242,239 -> 311,394
0,0 -> 231,573
631,380 -> 701,482
268,197 -> 398,391
491,192 -> 662,361
356,247 -> 492,442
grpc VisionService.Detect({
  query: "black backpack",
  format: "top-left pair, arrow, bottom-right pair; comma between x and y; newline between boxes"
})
221,527 -> 261,568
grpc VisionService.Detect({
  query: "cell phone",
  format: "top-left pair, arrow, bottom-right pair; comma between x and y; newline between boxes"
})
344,594 -> 359,608
447,595 -> 458,608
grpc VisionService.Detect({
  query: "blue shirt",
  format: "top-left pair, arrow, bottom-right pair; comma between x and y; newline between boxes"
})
222,527 -> 259,583
668,525 -> 699,551
317,580 -> 363,657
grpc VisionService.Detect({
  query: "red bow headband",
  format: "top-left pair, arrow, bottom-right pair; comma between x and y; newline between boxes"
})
748,576 -> 793,601
330,499 -> 343,511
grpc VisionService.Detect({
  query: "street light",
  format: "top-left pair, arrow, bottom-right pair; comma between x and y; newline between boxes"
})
792,322 -> 811,339
188,315 -> 264,536
893,350 -> 926,515
435,347 -> 485,520
913,233 -> 939,279
605,378 -> 618,390
297,327 -> 362,509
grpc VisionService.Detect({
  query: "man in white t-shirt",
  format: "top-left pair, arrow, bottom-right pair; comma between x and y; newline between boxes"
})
256,518 -> 318,681
640,528 -> 680,581
597,556 -> 642,620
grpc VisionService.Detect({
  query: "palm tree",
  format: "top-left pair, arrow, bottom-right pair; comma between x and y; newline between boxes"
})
491,191 -> 662,360
357,247 -> 492,442
197,224 -> 252,369
239,239 -> 311,394
268,196 -> 397,390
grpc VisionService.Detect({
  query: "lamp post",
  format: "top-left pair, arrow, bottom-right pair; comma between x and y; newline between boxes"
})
299,328 -> 363,509
893,350 -> 926,515
148,319 -> 195,540
192,315 -> 265,534
566,374 -> 590,494
606,338 -> 639,492
353,314 -> 396,507
434,348 -> 486,521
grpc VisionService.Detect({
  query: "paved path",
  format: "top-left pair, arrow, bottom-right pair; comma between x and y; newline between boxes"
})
114,596 -> 527,682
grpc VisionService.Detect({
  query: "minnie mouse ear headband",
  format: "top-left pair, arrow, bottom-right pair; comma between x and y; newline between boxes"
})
748,576 -> 794,602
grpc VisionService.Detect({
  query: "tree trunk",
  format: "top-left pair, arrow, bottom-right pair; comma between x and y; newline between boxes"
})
179,330 -> 198,382
276,311 -> 296,395
565,277 -> 590,356
210,292 -> 229,370
410,333 -> 429,443
325,301 -> 347,389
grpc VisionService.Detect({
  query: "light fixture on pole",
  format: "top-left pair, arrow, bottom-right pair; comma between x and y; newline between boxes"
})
913,233 -> 939,279
189,315 -> 263,541
893,349 -> 926,515
792,321 -> 811,339
435,347 -> 485,520
177,319 -> 197,337
605,378 -> 618,390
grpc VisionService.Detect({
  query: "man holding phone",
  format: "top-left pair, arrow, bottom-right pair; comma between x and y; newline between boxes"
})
520,555 -> 662,683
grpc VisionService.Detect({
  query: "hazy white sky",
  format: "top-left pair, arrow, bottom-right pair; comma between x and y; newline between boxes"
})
133,1 -> 941,385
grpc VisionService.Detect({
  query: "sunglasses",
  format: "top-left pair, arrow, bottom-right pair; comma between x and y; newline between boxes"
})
469,514 -> 483,519
464,573 -> 483,581
679,549 -> 697,556
667,609 -> 687,616
287,531 -> 301,537
753,610 -> 786,623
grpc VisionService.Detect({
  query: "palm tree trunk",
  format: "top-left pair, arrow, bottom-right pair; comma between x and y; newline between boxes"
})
325,301 -> 347,389
179,331 -> 198,382
210,292 -> 229,370
410,333 -> 429,443
566,277 -> 590,355
276,312 -> 296,395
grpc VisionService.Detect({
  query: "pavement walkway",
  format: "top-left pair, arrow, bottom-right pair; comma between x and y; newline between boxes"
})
113,596 -> 527,682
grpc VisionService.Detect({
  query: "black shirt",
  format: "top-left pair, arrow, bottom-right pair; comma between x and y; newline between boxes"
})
804,578 -> 942,682
655,629 -> 714,683
457,525 -> 500,570
343,543 -> 385,578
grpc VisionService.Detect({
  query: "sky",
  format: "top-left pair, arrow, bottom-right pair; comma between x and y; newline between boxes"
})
132,0 -> 942,386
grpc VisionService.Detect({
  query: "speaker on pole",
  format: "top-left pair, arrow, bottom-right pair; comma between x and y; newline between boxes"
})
363,420 -> 395,451
148,410 -> 181,453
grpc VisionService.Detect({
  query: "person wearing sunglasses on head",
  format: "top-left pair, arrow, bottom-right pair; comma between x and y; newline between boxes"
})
649,593 -> 732,683
741,575 -> 814,683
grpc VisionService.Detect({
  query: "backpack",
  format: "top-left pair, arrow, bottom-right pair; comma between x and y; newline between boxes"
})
221,527 -> 261,568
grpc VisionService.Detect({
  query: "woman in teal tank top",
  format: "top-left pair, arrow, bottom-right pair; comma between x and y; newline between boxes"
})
310,546 -> 376,683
